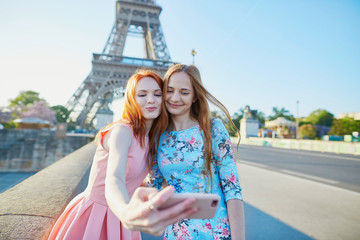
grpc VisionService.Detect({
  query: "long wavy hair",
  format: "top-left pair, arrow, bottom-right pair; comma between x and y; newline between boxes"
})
157,64 -> 239,183
96,69 -> 168,167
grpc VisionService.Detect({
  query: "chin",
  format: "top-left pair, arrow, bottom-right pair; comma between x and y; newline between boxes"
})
144,112 -> 161,120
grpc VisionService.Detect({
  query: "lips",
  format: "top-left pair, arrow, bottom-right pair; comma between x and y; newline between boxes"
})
146,107 -> 157,112
167,103 -> 183,108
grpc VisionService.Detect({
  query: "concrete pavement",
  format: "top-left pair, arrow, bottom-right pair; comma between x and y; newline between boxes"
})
142,161 -> 360,239
238,161 -> 360,240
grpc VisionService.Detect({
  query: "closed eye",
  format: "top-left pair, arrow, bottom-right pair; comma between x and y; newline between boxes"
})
154,90 -> 162,97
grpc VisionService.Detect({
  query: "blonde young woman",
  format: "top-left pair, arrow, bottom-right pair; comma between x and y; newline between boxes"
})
149,64 -> 245,239
48,70 -> 197,240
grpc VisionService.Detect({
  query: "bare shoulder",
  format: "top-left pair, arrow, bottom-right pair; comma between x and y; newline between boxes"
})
103,124 -> 132,151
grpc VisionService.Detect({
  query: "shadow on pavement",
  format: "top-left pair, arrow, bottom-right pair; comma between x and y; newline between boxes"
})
245,202 -> 314,240
141,202 -> 314,240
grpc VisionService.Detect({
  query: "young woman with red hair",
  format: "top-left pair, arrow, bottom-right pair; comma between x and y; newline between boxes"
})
48,69 -> 197,240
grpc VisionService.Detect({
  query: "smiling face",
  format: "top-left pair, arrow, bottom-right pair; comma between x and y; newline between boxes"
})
165,72 -> 195,118
135,77 -> 162,120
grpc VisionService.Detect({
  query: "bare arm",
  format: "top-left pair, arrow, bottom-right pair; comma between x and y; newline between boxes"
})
104,125 -> 197,236
105,125 -> 133,218
227,199 -> 245,240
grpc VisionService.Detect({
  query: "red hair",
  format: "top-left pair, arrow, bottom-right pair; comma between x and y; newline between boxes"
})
96,69 -> 168,167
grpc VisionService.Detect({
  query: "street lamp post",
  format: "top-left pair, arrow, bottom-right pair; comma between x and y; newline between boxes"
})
191,49 -> 197,65
296,100 -> 299,139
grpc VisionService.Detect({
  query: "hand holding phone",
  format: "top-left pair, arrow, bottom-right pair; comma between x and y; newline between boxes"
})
158,193 -> 220,219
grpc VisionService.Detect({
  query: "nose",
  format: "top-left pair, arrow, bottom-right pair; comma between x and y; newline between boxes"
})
170,91 -> 180,102
147,94 -> 155,103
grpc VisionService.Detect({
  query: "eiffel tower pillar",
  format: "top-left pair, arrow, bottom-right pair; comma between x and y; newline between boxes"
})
66,0 -> 174,128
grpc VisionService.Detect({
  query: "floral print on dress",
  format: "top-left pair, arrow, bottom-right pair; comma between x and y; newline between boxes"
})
149,118 -> 242,239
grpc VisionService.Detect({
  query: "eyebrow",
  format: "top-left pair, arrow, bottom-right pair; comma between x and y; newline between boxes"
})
167,86 -> 192,91
137,88 -> 161,92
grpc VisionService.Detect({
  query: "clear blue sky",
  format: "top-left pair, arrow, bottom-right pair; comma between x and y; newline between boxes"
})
0,0 -> 359,118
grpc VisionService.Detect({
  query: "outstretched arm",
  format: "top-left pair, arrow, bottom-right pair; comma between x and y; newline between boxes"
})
104,125 -> 197,236
105,125 -> 133,214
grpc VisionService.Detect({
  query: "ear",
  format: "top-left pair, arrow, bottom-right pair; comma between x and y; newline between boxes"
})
192,97 -> 197,103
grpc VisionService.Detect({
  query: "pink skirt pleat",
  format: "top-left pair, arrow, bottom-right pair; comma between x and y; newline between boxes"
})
48,193 -> 141,240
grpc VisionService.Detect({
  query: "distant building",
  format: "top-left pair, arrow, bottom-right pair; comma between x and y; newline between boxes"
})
14,118 -> 51,129
265,117 -> 296,139
337,112 -> 360,120
240,105 -> 259,138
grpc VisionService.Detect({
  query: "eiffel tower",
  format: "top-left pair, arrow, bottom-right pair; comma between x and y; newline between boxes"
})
66,0 -> 174,128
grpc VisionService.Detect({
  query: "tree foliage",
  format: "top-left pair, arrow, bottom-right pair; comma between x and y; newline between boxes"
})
9,90 -> 42,107
231,108 -> 244,131
51,105 -> 70,123
8,90 -> 44,119
299,124 -> 317,139
21,100 -> 56,123
268,107 -> 294,121
306,109 -> 334,127
256,111 -> 266,124
328,117 -> 360,136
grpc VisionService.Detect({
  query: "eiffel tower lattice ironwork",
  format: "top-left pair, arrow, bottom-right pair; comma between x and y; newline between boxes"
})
66,0 -> 174,128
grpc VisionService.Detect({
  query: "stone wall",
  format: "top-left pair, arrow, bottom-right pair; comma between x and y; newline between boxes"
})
0,142 -> 96,239
0,129 -> 94,171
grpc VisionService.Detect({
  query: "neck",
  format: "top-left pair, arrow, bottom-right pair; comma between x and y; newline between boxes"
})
145,119 -> 154,136
170,113 -> 198,131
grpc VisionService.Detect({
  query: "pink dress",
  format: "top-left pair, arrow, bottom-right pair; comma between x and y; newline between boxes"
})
48,124 -> 149,240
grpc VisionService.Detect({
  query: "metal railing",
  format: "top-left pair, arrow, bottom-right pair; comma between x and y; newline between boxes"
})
93,53 -> 174,68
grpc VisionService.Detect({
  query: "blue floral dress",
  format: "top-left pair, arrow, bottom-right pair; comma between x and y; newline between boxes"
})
150,118 -> 243,240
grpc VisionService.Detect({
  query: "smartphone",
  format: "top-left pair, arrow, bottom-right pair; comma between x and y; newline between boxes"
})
158,193 -> 220,219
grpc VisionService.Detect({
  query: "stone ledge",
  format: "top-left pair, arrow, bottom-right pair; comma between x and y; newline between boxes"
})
0,141 -> 96,239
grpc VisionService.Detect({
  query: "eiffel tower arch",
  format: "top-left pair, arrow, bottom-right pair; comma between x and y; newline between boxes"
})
66,0 -> 174,128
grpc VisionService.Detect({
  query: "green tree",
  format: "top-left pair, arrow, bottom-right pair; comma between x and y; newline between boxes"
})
231,108 -> 244,131
328,119 -> 344,135
9,90 -> 42,107
328,117 -> 360,135
8,90 -> 44,119
306,109 -> 334,127
268,107 -> 294,121
256,111 -> 266,124
51,105 -> 70,123
299,124 -> 317,139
